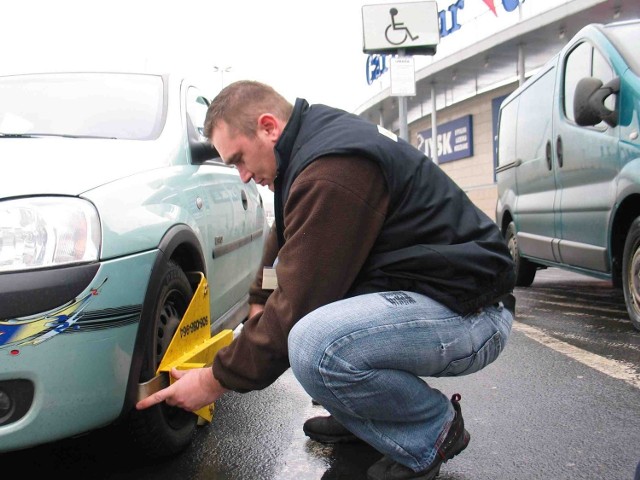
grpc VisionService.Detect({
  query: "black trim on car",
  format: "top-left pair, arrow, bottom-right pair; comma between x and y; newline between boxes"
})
212,227 -> 265,259
0,263 -> 100,320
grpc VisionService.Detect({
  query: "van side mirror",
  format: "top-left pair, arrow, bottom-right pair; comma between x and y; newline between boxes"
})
574,76 -> 620,128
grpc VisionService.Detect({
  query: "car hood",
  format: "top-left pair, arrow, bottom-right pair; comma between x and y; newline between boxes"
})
0,137 -> 177,198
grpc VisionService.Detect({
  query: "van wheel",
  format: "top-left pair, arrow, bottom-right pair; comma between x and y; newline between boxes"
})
622,217 -> 640,331
506,222 -> 537,287
128,260 -> 198,457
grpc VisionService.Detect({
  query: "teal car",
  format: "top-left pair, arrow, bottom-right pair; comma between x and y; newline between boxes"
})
0,72 -> 267,456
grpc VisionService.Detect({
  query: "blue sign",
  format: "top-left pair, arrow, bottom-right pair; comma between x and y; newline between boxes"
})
417,115 -> 473,163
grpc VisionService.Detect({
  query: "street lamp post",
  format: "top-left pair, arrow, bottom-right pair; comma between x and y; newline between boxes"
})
213,66 -> 232,90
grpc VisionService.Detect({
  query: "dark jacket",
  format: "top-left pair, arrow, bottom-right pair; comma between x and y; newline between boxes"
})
274,98 -> 515,314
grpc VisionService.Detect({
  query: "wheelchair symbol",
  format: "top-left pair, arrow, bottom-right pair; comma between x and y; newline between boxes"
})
385,8 -> 419,46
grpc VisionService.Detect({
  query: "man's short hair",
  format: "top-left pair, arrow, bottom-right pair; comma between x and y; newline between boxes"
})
204,80 -> 293,139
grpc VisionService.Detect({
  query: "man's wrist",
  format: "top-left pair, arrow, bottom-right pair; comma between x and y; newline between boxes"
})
206,366 -> 229,395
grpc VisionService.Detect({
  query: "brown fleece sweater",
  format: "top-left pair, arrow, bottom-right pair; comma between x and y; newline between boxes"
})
212,155 -> 389,392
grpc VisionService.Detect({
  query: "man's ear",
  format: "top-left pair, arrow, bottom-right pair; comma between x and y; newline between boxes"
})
257,114 -> 281,140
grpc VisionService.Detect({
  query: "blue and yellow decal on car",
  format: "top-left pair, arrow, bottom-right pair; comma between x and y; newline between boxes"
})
0,278 -> 138,349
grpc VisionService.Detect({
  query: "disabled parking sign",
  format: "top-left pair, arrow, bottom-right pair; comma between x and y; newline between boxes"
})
362,2 -> 440,55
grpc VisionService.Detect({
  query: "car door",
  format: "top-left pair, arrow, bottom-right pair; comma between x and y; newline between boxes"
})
553,39 -> 619,272
183,85 -> 246,322
184,84 -> 265,324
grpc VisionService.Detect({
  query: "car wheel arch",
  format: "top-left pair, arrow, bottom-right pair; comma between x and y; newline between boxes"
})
500,210 -> 514,236
610,194 -> 640,288
121,224 -> 206,415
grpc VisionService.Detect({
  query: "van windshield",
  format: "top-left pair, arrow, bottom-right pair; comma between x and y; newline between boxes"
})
604,21 -> 640,76
0,73 -> 165,140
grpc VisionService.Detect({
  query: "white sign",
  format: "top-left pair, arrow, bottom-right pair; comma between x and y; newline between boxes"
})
362,1 -> 440,54
390,56 -> 416,96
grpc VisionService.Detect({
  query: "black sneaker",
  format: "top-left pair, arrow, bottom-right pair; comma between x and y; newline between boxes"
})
303,415 -> 365,444
367,393 -> 470,480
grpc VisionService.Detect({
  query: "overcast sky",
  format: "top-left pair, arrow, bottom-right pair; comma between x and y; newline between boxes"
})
0,0 -> 406,112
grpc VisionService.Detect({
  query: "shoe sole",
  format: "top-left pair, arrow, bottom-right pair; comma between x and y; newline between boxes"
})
303,428 -> 365,444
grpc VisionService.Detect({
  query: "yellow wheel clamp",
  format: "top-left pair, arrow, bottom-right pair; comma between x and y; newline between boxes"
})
137,272 -> 233,423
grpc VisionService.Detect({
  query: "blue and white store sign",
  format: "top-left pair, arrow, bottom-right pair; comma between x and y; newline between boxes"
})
417,115 -> 473,163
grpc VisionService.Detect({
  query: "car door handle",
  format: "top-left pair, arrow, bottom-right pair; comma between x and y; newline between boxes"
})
241,190 -> 248,210
556,135 -> 563,168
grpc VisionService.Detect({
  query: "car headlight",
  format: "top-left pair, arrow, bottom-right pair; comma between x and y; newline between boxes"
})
0,197 -> 101,273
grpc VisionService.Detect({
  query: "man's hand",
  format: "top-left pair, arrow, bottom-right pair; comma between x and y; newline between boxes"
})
136,367 -> 228,412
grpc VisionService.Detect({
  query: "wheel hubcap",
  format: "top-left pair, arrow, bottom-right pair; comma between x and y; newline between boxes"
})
156,295 -> 182,362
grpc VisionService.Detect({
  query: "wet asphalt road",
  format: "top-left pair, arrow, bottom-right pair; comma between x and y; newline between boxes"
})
3,267 -> 640,479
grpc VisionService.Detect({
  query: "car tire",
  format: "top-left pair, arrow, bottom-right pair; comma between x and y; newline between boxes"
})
622,217 -> 640,331
506,221 -> 537,287
127,260 -> 198,457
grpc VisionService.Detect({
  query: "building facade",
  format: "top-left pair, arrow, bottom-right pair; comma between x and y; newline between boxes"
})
356,0 -> 640,220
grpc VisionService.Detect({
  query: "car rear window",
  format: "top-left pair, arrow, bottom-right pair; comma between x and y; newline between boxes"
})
0,73 -> 165,140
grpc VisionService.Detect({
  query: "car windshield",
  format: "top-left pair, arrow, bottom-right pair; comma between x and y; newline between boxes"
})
604,21 -> 640,76
0,73 -> 165,140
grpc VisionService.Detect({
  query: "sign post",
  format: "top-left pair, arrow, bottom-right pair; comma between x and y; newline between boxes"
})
392,49 -> 414,140
362,1 -> 439,141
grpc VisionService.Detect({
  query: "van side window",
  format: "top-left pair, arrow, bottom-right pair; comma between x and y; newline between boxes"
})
592,48 -> 615,112
563,42 -> 591,122
563,41 -> 615,124
497,97 -> 518,168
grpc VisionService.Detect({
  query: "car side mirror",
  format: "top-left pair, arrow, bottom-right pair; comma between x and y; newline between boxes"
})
190,140 -> 220,163
187,115 -> 220,163
574,76 -> 620,128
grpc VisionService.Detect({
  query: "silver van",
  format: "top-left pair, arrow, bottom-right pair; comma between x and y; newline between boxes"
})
495,19 -> 640,330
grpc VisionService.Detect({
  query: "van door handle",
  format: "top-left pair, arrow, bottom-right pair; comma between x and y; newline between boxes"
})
556,136 -> 563,168
545,140 -> 552,171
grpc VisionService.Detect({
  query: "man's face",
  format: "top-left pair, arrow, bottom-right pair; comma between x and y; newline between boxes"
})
211,118 -> 279,191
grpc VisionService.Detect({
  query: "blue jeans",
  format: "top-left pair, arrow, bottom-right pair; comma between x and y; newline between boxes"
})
288,291 -> 513,472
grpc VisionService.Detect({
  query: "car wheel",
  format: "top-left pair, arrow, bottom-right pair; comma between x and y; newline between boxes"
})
622,217 -> 640,331
506,222 -> 537,287
128,260 -> 198,457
